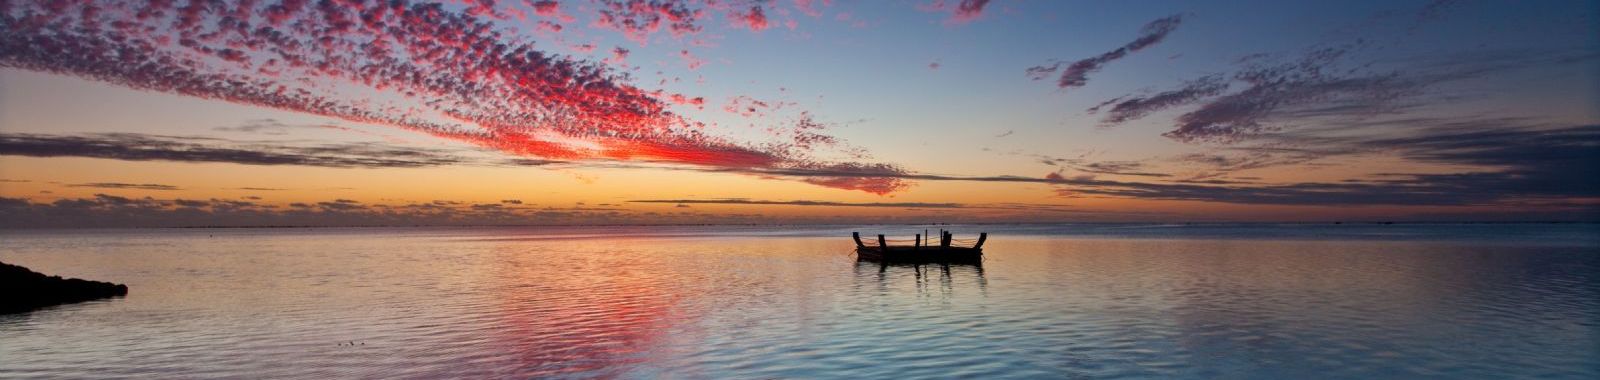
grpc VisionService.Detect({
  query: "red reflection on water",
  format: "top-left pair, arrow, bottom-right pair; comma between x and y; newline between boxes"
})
484,239 -> 697,377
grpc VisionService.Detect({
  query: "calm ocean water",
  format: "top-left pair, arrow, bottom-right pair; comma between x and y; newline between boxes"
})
2,224 -> 1597,379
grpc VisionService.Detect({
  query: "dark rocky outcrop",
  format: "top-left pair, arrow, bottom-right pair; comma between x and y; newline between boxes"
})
0,261 -> 127,314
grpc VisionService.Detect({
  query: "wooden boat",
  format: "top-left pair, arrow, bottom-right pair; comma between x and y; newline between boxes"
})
853,231 -> 986,264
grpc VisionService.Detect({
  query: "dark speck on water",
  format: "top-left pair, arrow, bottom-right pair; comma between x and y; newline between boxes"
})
1,223 -> 1596,379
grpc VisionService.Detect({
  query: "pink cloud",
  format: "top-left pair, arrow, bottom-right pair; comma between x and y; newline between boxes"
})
535,20 -> 564,33
461,0 -> 509,19
0,0 -> 908,194
606,46 -> 631,65
949,0 -> 991,24
678,49 -> 706,69
731,5 -> 770,31
582,1 -> 801,43
529,0 -> 560,16
918,0 -> 993,25
723,95 -> 795,117
591,0 -> 706,44
793,0 -> 826,17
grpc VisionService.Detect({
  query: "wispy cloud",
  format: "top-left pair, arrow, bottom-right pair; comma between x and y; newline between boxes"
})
1035,154 -> 1172,178
1,131 -> 916,194
65,183 -> 181,191
13,121 -> 1593,209
1086,14 -> 1600,143
1150,120 -> 1600,204
631,198 -> 963,208
1051,1 -> 1597,207
655,120 -> 1599,207
213,119 -> 336,136
629,198 -> 1132,216
0,133 -> 473,169
0,194 -> 652,228
7,194 -> 1082,228
1028,15 -> 1184,90
1094,75 -> 1230,126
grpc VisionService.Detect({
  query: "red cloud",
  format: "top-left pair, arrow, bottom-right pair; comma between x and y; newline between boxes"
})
666,93 -> 706,108
802,176 -> 909,195
0,0 -> 907,194
788,162 -> 912,195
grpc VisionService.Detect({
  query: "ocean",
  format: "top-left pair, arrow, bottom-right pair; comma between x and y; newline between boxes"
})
2,224 -> 1597,379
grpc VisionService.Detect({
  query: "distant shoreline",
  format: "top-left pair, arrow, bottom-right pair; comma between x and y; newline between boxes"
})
0,221 -> 1594,230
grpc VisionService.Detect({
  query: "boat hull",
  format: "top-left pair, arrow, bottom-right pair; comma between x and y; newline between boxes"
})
855,246 -> 982,264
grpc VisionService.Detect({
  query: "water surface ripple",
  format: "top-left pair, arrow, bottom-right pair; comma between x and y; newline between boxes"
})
2,224 -> 1596,379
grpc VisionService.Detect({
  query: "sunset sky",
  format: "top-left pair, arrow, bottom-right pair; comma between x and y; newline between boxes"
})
2,0 -> 1597,227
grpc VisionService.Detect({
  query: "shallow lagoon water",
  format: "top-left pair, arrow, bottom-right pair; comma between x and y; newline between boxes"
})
2,224 -> 1597,379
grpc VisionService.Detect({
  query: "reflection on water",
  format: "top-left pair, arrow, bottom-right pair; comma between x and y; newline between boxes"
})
856,260 -> 989,297
0,226 -> 1596,379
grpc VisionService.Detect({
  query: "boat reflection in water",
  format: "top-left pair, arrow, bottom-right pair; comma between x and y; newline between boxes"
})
854,263 -> 988,302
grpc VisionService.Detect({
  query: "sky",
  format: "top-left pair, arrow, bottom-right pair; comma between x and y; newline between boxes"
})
1,0 -> 1597,227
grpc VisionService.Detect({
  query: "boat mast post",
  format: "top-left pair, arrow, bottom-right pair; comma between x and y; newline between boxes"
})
877,234 -> 888,252
973,232 -> 988,249
914,234 -> 922,251
852,232 -> 865,249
